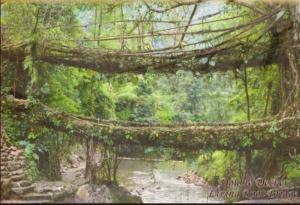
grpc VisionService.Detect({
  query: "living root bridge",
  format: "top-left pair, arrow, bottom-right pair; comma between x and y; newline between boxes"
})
1,42 -> 277,74
5,97 -> 300,151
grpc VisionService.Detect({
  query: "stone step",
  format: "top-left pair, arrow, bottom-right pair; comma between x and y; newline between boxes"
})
0,155 -> 9,159
8,163 -> 22,171
7,156 -> 14,161
11,173 -> 25,181
1,171 -> 9,175
1,161 -> 8,166
15,160 -> 26,166
1,171 -> 10,177
21,192 -> 53,201
1,158 -> 9,162
11,150 -> 24,156
12,180 -> 32,188
17,156 -> 25,160
9,159 -> 25,164
9,146 -> 17,151
11,169 -> 24,176
16,200 -> 52,203
1,178 -> 12,187
1,153 -> 8,158
11,185 -> 35,195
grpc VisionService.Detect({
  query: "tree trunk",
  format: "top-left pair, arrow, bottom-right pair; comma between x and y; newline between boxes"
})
48,137 -> 61,180
263,3 -> 300,180
243,68 -> 253,177
85,137 -> 96,182
275,5 -> 300,115
11,61 -> 30,99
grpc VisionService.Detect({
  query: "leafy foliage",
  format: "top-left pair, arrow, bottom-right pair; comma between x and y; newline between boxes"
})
1,1 -> 299,191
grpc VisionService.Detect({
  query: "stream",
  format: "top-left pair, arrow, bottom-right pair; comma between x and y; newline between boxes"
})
117,158 -> 224,203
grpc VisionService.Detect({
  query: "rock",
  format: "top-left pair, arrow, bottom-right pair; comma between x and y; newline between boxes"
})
1,171 -> 10,177
75,184 -> 142,203
1,148 -> 9,153
11,150 -> 23,157
11,169 -> 24,176
78,155 -> 85,161
17,156 -> 25,160
74,185 -> 89,202
75,172 -> 81,178
1,162 -> 8,166
1,158 -> 8,163
0,135 -> 31,199
178,171 -> 208,187
0,178 -> 12,199
7,156 -> 14,161
22,192 -> 53,201
75,184 -> 113,203
71,164 -> 78,168
11,185 -> 35,195
8,163 -> 22,171
155,185 -> 161,190
12,180 -> 32,188
194,180 -> 205,186
1,153 -> 8,158
11,173 -> 25,181
34,181 -> 75,195
67,155 -> 79,167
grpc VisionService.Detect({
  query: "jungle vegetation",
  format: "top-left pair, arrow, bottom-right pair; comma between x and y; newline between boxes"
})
1,0 -> 300,202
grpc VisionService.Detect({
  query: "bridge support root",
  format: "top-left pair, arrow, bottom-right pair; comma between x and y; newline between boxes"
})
48,137 -> 62,181
85,137 -> 96,183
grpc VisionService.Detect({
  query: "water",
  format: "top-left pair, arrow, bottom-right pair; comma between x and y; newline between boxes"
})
117,158 -> 223,203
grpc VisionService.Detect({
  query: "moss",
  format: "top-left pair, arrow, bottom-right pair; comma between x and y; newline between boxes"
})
109,185 -> 142,203
197,151 -> 240,185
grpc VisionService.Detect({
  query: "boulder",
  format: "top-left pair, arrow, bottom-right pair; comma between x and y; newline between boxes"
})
75,184 -> 142,203
67,154 -> 79,167
11,169 -> 24,176
177,171 -> 208,187
78,155 -> 85,161
11,185 -> 35,195
0,178 -> 12,199
75,184 -> 113,203
12,180 -> 32,188
34,181 -> 75,196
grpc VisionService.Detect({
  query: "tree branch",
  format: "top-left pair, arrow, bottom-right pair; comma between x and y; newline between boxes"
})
178,4 -> 198,48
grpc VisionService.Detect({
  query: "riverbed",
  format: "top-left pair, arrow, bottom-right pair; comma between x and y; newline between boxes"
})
117,158 -> 223,203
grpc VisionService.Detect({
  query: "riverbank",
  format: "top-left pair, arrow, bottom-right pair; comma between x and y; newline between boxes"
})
117,158 -> 223,203
1,154 -> 142,203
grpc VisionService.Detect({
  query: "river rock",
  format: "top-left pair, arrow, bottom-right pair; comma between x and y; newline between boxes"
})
1,178 -> 12,198
75,184 -> 142,203
34,181 -> 75,195
177,171 -> 208,186
66,154 -> 80,168
78,155 -> 85,161
75,184 -> 112,203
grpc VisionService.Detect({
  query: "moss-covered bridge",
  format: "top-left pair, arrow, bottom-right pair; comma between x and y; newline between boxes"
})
1,2 -> 300,182
4,97 -> 300,151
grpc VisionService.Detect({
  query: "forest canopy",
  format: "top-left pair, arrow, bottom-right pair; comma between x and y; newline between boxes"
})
0,0 -> 299,203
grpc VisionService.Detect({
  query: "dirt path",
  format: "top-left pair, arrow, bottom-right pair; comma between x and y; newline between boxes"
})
62,160 -> 87,187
